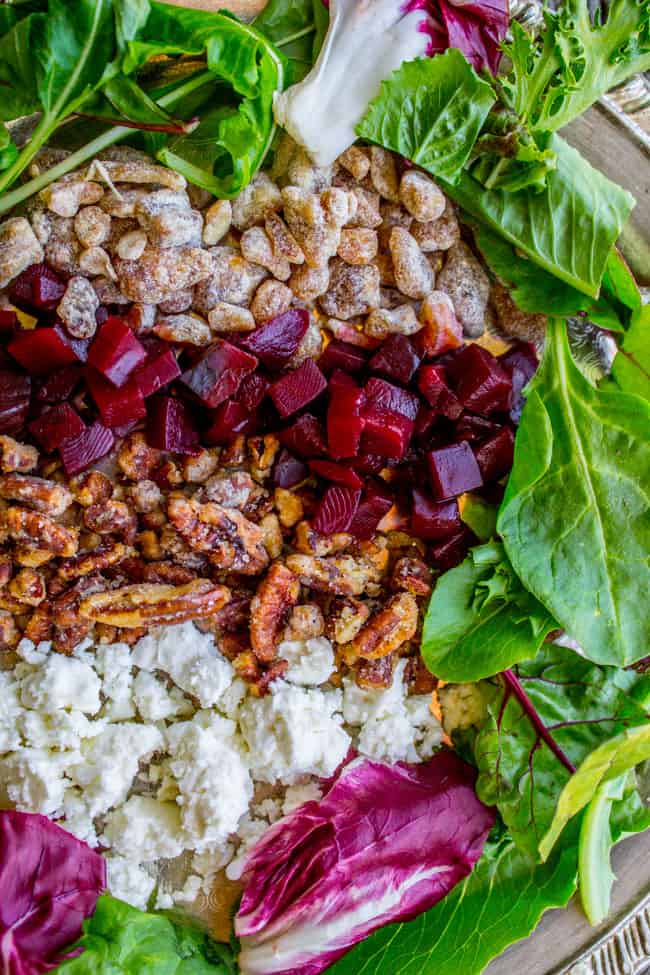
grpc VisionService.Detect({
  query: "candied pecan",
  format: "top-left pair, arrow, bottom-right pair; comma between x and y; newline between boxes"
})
250,563 -> 300,661
233,650 -> 260,682
203,199 -> 232,245
15,547 -> 54,568
125,303 -> 157,335
80,579 -> 230,627
272,135 -> 333,193
251,658 -> 289,697
281,188 -> 344,268
0,609 -> 19,649
391,556 -> 433,596
56,276 -> 99,339
289,318 -> 323,368
71,469 -> 114,507
52,574 -> 105,627
274,488 -> 304,528
0,474 -> 72,517
84,500 -> 137,541
220,436 -> 247,467
23,607 -> 52,644
58,541 -> 131,581
219,630 -> 250,660
93,275 -> 129,305
318,258 -> 380,320
0,554 -> 12,587
337,228 -> 378,266
241,226 -> 291,281
332,171 -> 382,229
168,495 -> 269,575
117,557 -> 196,586
5,507 -> 77,557
117,433 -> 161,481
351,592 -> 418,659
154,312 -> 211,345
248,435 -> 280,482
405,655 -> 438,695
365,305 -> 420,339
0,591 -> 29,614
202,590 -> 252,634
151,459 -> 183,491
0,436 -> 38,473
283,602 -> 325,641
327,596 -> 371,644
181,449 -> 219,484
116,245 -> 213,304
53,623 -> 94,654
138,529 -> 162,560
9,568 -> 46,606
293,521 -> 352,556
158,525 -> 209,571
356,653 -> 396,689
44,216 -> 82,276
285,553 -> 383,596
116,229 -> 147,261
379,201 -> 413,250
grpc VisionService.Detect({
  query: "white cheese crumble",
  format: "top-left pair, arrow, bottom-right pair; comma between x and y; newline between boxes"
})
106,855 -> 156,911
279,637 -> 335,686
104,796 -> 186,861
20,653 -> 101,714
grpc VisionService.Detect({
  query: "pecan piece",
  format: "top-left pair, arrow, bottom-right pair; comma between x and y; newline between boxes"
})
327,596 -> 371,644
5,507 -> 78,557
79,579 -> 230,627
0,609 -> 19,649
70,470 -> 113,507
8,568 -> 46,606
0,474 -> 72,516
84,500 -> 137,542
23,607 -> 52,644
351,592 -> 418,659
117,433 -> 161,481
285,553 -> 382,596
391,557 -> 433,596
356,653 -> 396,689
168,495 -> 269,575
57,541 -> 131,581
405,655 -> 438,695
250,563 -> 300,662
116,557 -> 196,586
0,436 -> 38,473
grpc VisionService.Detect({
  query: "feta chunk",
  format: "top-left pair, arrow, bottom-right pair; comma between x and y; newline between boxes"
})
133,623 -> 233,708
104,796 -> 186,861
282,781 -> 323,815
20,654 -> 101,714
106,855 -> 156,911
93,642 -> 135,721
1,748 -> 71,814
17,709 -> 103,750
0,672 -> 22,752
279,637 -> 335,686
133,671 -> 193,722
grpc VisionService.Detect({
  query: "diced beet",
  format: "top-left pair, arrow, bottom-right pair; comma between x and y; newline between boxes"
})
8,326 -> 80,376
329,368 -> 359,390
474,427 -> 515,481
272,448 -> 309,488
270,359 -> 327,419
63,330 -> 90,364
410,489 -> 461,541
181,340 -> 258,408
313,485 -> 361,534
278,414 -> 326,458
133,344 -> 181,398
348,479 -> 393,539
369,335 -> 420,385
361,406 -> 414,460
478,480 -> 506,505
427,442 -> 483,500
95,305 -> 109,326
8,263 -> 65,316
87,317 -> 146,387
59,421 -> 114,476
431,527 -> 474,571
86,368 -> 146,429
350,452 -> 385,475
235,372 -> 270,412
412,295 -> 463,358
500,341 -> 539,422
0,369 -> 31,435
28,403 -> 85,452
319,340 -> 367,374
417,365 -> 462,419
239,308 -> 309,369
147,396 -> 199,453
204,400 -> 256,445
0,310 -> 19,333
35,365 -> 83,404
445,344 -> 512,415
364,377 -> 420,421
454,412 -> 502,443
309,459 -> 363,490
327,383 -> 366,459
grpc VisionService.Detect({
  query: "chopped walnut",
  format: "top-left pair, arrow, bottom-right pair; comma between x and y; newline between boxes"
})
251,280 -> 293,324
231,172 -> 283,230
351,592 -> 418,659
274,487 -> 304,528
378,201 -> 413,250
9,568 -> 46,607
293,521 -> 352,556
318,258 -> 380,319
79,246 -> 117,280
194,246 -> 267,312
80,579 -> 230,627
437,241 -> 490,338
365,304 -> 420,339
337,228 -> 378,266
391,556 -> 433,596
289,263 -> 330,302
201,471 -> 255,509
45,216 -> 82,276
125,303 -> 157,335
332,171 -> 382,229
389,227 -> 435,299
28,208 -> 53,246
281,188 -> 344,268
181,449 -> 219,484
328,596 -> 371,644
57,276 -> 99,339
369,147 -> 400,203
250,563 -> 300,661
259,513 -> 283,559
338,147 -> 370,182
399,171 -> 446,223
248,435 -> 279,481
93,275 -> 129,305
116,245 -> 213,304
71,469 -> 114,507
117,433 -> 161,481
0,218 -> 44,288
5,507 -> 78,557
411,202 -> 460,252
0,437 -> 38,473
241,226 -> 291,281
0,474 -> 72,517
74,205 -> 111,248
265,211 -> 305,265
203,199 -> 232,246
154,313 -> 211,345
207,301 -> 256,333
0,609 -> 19,648
285,553 -> 383,596
272,135 -> 333,193
158,289 -> 194,314
283,602 -> 325,641
168,495 -> 269,575
84,500 -> 137,541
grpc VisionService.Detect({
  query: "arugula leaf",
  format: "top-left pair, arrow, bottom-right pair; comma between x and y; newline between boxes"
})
609,305 -> 650,403
444,135 -> 634,298
421,542 -> 557,682
497,318 -> 650,666
327,831 -> 578,975
55,894 -> 237,974
474,645 -> 650,857
357,49 -> 495,184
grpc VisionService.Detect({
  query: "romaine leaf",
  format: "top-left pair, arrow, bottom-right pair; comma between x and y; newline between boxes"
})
357,49 -> 495,185
497,317 -> 650,666
421,541 -> 557,682
609,305 -> 650,403
459,494 -> 497,541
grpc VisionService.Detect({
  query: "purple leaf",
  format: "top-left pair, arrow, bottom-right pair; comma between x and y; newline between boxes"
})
411,0 -> 509,73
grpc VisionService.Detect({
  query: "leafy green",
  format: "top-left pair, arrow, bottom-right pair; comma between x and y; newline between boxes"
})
474,645 -> 650,857
421,542 -> 556,683
357,50 -> 495,185
459,494 -> 497,542
579,774 -> 629,925
497,317 -> 650,666
327,831 -> 578,975
55,895 -> 237,974
609,305 -> 650,403
253,0 -> 327,82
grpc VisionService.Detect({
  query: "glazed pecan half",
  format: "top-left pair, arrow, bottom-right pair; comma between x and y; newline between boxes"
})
79,579 -> 231,627
351,592 -> 418,659
250,563 -> 300,662
168,495 -> 269,575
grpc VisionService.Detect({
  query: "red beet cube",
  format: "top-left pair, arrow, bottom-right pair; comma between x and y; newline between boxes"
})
454,412 -> 502,443
270,359 -> 327,419
239,309 -> 309,370
369,335 -> 420,385
309,459 -> 363,490
35,365 -> 83,404
28,403 -> 85,452
350,452 -> 385,475
133,344 -> 181,398
181,340 -> 258,408
147,396 -> 199,453
59,421 -> 114,476
427,442 -> 483,500
445,344 -> 512,415
0,310 -> 19,333
278,414 -> 326,458
329,368 -> 359,390
361,406 -> 414,460
0,369 -> 31,435
319,340 -> 367,374
8,326 -> 80,376
431,528 -> 474,571
86,369 -> 146,429
364,377 -> 420,421
411,489 -> 461,542
500,341 -> 538,421
8,263 -> 65,316
348,479 -> 393,539
313,485 -> 361,534
474,427 -> 515,481
272,448 -> 309,488
204,400 -> 256,445
235,372 -> 270,412
327,384 -> 366,460
412,294 -> 463,359
87,317 -> 146,387
417,365 -> 462,419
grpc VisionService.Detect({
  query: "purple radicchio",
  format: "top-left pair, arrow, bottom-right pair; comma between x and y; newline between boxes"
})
0,811 -> 106,975
416,0 -> 509,74
236,751 -> 494,975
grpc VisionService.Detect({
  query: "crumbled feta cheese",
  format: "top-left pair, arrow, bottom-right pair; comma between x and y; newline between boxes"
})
217,677 -> 248,718
282,781 -> 323,815
106,855 -> 156,911
16,709 -> 102,750
133,671 -> 193,722
16,638 -> 49,666
279,637 -> 335,686
239,684 -> 350,784
404,695 -> 443,759
1,748 -> 71,814
61,791 -> 99,848
20,654 -> 101,714
226,813 -> 274,881
342,660 -> 406,725
439,682 -> 488,735
133,623 -> 234,708
93,642 -> 136,721
0,672 -> 22,752
103,796 -> 186,861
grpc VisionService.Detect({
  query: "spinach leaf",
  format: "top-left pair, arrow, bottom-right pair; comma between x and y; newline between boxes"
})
421,542 -> 557,682
609,305 -> 650,403
357,49 -> 495,185
474,645 -> 650,857
327,831 -> 578,975
444,136 -> 634,298
498,317 -> 650,666
459,494 -> 497,541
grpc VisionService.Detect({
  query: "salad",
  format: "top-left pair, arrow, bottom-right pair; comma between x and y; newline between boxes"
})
0,0 -> 648,973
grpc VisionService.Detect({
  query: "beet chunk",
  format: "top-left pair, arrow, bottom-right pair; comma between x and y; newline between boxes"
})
369,334 -> 420,385
204,400 -> 257,445
87,317 -> 147,387
181,340 -> 258,408
313,485 -> 361,534
86,368 -> 146,429
35,365 -> 83,404
239,309 -> 309,369
361,406 -> 414,460
8,263 -> 65,316
445,344 -> 512,415
0,369 -> 31,435
348,479 -> 393,539
431,527 -> 474,571
364,377 -> 420,420
454,412 -> 502,443
270,359 -> 327,418
327,383 -> 366,460
278,414 -> 326,458
500,341 -> 539,422
319,340 -> 367,375
235,372 -> 270,412
29,403 -> 85,452
474,427 -> 515,481
8,326 -> 80,376
147,396 -> 199,453
0,310 -> 19,333
427,442 -> 483,500
417,365 -> 462,419
272,448 -> 309,488
309,459 -> 363,490
59,421 -> 114,476
133,343 -> 181,398
411,489 -> 461,542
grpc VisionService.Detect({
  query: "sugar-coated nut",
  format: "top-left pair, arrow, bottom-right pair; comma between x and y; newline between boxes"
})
158,289 -> 193,314
194,246 -> 267,311
389,227 -> 435,299
87,158 -> 186,191
79,246 -> 117,280
57,275 -> 99,339
116,229 -> 148,261
251,280 -> 293,323
491,282 -> 547,344
135,191 -> 203,249
318,258 -> 380,320
126,303 -> 157,334
0,218 -> 44,289
436,241 -> 490,337
289,263 -> 330,302
116,246 -> 213,304
338,146 -> 370,181
40,179 -> 104,218
289,318 -> 323,368
181,449 -> 219,484
399,171 -> 446,223
265,211 -> 305,264
29,209 -> 52,246
365,304 -> 420,339
154,313 -> 211,345
232,172 -> 283,230
74,206 -> 111,248
281,187 -> 341,268
240,227 -> 291,281
274,487 -> 304,528
271,134 -> 333,192
337,228 -> 378,266
207,302 -> 256,333
369,147 -> 400,203
411,202 -> 460,252
0,437 -> 38,474
203,199 -> 232,246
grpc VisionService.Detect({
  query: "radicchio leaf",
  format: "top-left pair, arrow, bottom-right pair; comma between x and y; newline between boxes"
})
236,752 -> 494,975
0,811 -> 106,975
410,0 -> 509,74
